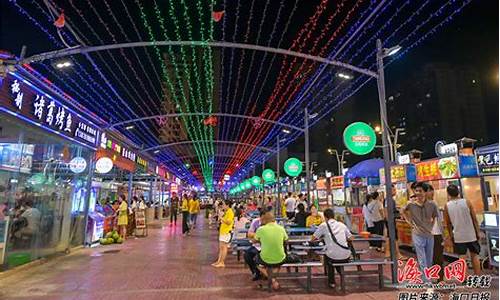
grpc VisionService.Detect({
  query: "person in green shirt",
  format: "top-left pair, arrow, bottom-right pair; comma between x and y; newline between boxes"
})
252,211 -> 289,290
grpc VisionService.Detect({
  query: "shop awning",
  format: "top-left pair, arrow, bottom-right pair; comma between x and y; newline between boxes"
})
345,158 -> 395,179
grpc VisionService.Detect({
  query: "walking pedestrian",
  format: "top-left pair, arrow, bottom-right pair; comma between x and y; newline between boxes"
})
402,182 -> 439,274
443,184 -> 482,275
189,193 -> 200,229
181,194 -> 190,236
170,192 -> 180,226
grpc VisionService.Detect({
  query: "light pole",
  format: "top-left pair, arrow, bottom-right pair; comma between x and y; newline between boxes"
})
376,39 -> 401,284
304,108 -> 311,207
327,148 -> 349,175
276,135 -> 281,216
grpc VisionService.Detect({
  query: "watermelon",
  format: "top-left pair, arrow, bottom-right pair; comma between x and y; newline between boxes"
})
105,232 -> 113,239
99,238 -> 107,245
112,232 -> 120,240
107,237 -> 115,244
116,237 -> 123,244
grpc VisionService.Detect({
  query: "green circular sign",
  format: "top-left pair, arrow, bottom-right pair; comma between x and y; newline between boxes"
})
284,157 -> 303,177
343,122 -> 377,155
251,176 -> 261,186
262,169 -> 276,183
244,180 -> 252,189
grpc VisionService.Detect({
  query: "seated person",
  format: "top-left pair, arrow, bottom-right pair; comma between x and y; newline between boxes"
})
311,208 -> 353,288
306,206 -> 324,227
253,211 -> 289,290
233,207 -> 249,240
14,199 -> 41,239
244,208 -> 266,281
292,203 -> 308,227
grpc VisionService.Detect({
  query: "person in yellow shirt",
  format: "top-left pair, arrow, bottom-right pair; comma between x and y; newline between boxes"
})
181,194 -> 190,236
306,206 -> 324,227
189,193 -> 200,230
212,200 -> 234,268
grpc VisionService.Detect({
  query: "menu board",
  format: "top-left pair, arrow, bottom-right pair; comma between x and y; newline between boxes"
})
416,157 -> 459,181
0,73 -> 100,149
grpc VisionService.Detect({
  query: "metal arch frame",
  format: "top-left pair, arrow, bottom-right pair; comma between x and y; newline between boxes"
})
144,140 -> 274,153
159,153 -> 262,165
109,112 -> 305,133
17,41 -> 378,78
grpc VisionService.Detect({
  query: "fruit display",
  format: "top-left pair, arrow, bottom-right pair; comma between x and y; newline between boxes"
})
99,230 -> 124,245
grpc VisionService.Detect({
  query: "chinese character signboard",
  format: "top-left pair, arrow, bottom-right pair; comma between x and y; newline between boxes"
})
416,157 -> 459,181
0,73 -> 100,149
331,176 -> 344,189
475,146 -> 499,175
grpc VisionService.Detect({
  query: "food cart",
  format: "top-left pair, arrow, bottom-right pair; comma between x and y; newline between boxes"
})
475,143 -> 499,212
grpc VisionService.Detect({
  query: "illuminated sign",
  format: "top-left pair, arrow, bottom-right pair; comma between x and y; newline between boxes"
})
0,73 -> 100,149
435,141 -> 458,157
476,150 -> 499,175
95,157 -> 113,174
343,122 -> 376,155
397,154 -> 410,165
284,157 -> 302,177
262,169 -> 276,182
416,157 -> 459,181
69,157 -> 87,174
331,176 -> 345,189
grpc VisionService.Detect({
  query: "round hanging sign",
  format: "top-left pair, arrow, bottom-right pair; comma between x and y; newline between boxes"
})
244,180 -> 252,189
95,157 -> 113,174
251,176 -> 261,186
284,157 -> 303,177
343,122 -> 377,155
69,157 -> 87,174
262,169 -> 276,183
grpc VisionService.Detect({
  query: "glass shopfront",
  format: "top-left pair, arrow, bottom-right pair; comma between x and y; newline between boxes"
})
0,115 -> 96,269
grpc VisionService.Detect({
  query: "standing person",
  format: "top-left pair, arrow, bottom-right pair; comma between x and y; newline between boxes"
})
443,184 -> 482,275
284,192 -> 296,219
253,211 -> 289,290
170,192 -> 180,226
296,193 -> 307,211
362,194 -> 375,247
244,208 -> 267,281
181,194 -> 190,236
426,184 -> 444,279
368,192 -> 385,251
402,182 -> 439,273
311,208 -> 353,288
212,200 -> 234,268
117,195 -> 128,240
189,193 -> 200,229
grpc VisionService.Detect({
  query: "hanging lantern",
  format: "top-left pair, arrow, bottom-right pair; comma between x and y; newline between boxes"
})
212,11 -> 224,22
54,11 -> 65,28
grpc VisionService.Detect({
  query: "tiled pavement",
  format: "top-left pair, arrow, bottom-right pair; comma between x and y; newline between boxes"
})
0,216 -> 497,300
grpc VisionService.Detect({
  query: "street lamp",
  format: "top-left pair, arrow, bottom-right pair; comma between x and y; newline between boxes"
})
327,149 -> 349,176
376,39 -> 401,282
54,60 -> 72,69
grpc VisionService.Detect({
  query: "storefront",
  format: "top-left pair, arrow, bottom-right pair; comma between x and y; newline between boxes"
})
0,72 -> 101,269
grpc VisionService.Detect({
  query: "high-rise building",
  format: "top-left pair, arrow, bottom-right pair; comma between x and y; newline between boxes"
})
387,63 -> 487,157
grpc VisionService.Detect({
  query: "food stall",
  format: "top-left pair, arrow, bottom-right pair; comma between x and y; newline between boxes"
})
315,177 -> 328,208
399,154 -> 482,255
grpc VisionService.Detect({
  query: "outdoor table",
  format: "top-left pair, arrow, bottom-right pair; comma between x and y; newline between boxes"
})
291,244 -> 325,251
351,234 -> 385,242
287,227 -> 316,235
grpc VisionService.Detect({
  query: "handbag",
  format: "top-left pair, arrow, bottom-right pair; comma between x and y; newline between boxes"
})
326,220 -> 358,260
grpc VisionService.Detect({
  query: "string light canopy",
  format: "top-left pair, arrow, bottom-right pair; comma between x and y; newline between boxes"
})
5,0 -> 474,190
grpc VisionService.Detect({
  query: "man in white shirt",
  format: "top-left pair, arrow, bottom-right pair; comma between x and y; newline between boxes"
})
284,193 -> 296,219
311,208 -> 352,287
295,193 -> 307,211
443,184 -> 481,275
